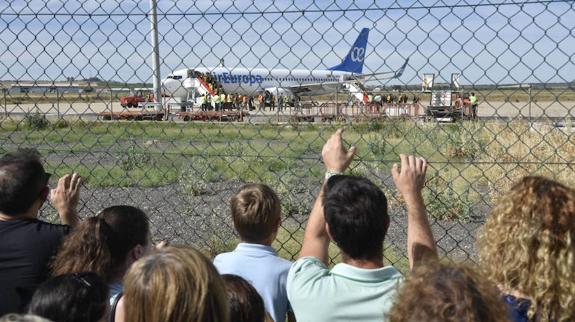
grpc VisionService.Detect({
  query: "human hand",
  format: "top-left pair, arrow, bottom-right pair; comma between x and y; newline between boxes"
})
321,129 -> 357,173
155,240 -> 169,250
391,154 -> 427,197
51,173 -> 82,225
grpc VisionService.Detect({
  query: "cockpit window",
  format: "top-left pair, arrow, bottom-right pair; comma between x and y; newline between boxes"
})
166,75 -> 173,79
173,76 -> 182,80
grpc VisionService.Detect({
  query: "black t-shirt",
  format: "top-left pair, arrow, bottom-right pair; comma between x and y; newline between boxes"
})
0,218 -> 69,315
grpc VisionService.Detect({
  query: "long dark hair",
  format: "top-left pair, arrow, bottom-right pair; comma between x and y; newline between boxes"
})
51,205 -> 150,282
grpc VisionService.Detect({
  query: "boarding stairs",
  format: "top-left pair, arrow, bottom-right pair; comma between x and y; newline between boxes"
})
344,82 -> 369,103
182,74 -> 223,108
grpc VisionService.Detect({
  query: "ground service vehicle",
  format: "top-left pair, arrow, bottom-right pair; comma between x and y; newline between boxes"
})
120,89 -> 153,108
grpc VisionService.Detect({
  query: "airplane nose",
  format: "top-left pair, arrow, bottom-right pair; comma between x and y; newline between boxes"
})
161,79 -> 172,96
161,78 -> 183,97
162,79 -> 175,90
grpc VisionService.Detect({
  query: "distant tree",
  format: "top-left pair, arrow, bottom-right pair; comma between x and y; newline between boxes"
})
83,77 -> 102,82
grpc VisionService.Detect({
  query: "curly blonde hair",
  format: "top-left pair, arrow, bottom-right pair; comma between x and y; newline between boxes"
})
387,262 -> 510,322
477,176 -> 575,322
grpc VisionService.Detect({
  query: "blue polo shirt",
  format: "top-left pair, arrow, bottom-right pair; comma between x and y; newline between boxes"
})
213,243 -> 292,322
287,256 -> 403,322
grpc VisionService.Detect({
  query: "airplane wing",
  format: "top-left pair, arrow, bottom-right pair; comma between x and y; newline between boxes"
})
360,58 -> 410,80
282,81 -> 343,94
268,58 -> 410,95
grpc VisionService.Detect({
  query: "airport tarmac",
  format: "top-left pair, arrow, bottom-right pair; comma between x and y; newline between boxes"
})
1,100 -> 574,121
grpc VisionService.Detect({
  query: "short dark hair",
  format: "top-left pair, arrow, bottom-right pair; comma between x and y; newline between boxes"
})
222,274 -> 266,322
28,272 -> 108,322
230,183 -> 281,243
0,149 -> 48,216
323,175 -> 389,260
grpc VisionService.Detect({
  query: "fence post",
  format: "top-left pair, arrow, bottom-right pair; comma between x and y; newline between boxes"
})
110,88 -> 113,116
149,0 -> 163,119
335,85 -> 339,119
56,89 -> 60,119
3,88 -> 7,118
529,84 -> 533,126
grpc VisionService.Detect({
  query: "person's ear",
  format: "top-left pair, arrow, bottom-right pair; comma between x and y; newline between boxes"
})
131,244 -> 145,261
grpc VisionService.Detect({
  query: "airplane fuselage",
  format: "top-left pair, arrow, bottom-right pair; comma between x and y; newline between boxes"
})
160,28 -> 408,102
163,67 -> 355,98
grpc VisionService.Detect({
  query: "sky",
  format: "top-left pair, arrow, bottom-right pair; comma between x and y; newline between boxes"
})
0,0 -> 573,86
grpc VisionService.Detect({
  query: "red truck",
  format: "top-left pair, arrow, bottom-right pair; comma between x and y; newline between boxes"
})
120,89 -> 154,108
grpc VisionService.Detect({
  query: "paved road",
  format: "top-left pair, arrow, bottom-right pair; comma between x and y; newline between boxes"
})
2,100 -> 574,120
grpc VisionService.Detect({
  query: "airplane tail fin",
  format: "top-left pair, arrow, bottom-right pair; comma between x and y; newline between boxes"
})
328,28 -> 369,74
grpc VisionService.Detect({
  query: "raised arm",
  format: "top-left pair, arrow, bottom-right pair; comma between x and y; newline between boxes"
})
50,173 -> 82,227
391,154 -> 436,269
299,129 -> 356,265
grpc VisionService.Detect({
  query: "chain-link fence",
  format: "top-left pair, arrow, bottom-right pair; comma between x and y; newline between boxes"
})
1,0 -> 574,270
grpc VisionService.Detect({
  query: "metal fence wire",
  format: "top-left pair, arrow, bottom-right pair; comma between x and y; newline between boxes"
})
1,0 -> 574,269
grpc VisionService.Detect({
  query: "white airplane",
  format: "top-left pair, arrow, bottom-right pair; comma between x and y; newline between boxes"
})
161,28 -> 408,102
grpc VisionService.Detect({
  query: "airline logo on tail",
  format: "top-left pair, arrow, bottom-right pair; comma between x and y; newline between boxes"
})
328,28 -> 369,74
351,47 -> 365,62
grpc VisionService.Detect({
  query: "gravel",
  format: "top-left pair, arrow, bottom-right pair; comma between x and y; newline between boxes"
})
40,177 -> 488,265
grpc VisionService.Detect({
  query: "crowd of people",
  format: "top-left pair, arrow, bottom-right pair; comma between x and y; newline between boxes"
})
367,92 -> 415,105
0,129 -> 573,322
195,72 -> 294,113
453,92 -> 479,119
196,71 -> 425,113
199,90 -> 294,113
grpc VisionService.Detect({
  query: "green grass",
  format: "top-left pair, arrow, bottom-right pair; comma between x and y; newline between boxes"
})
2,118 -> 574,220
46,162 -> 181,188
